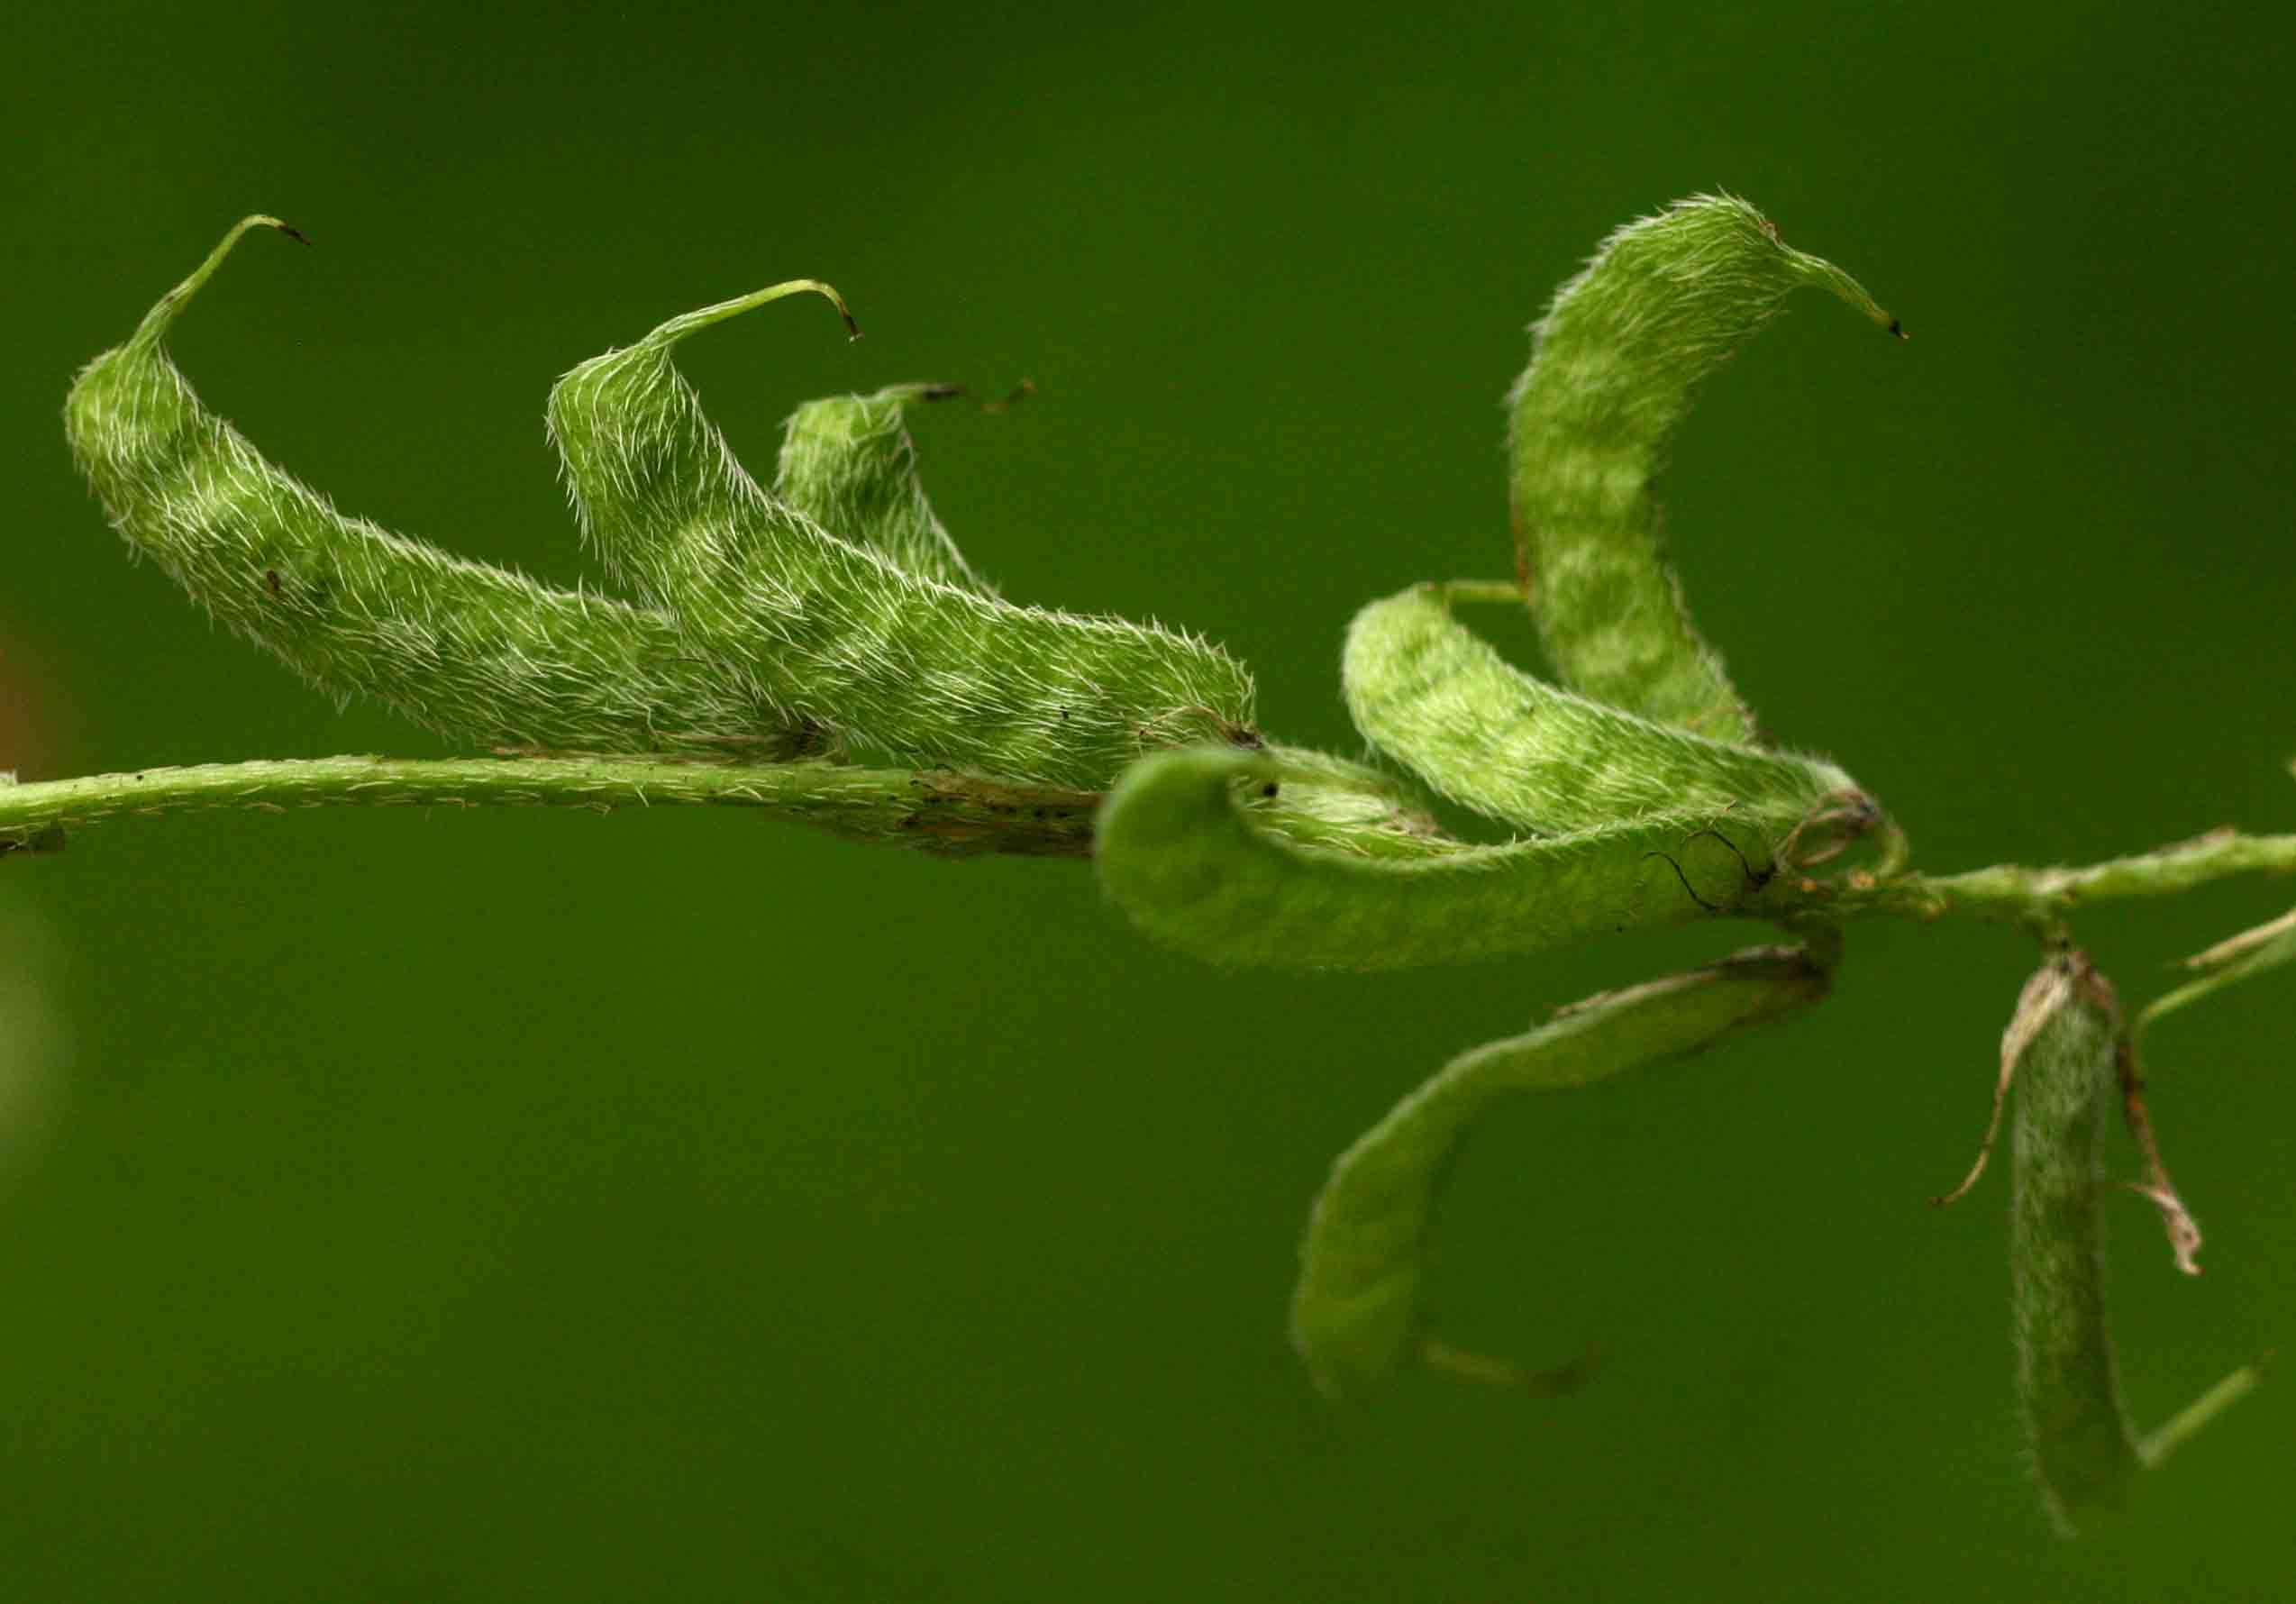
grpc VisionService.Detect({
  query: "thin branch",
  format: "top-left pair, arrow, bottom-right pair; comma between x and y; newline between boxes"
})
1818,828 -> 2296,927
1,757 -> 1099,859
16,760 -> 2296,942
0,752 -> 1469,864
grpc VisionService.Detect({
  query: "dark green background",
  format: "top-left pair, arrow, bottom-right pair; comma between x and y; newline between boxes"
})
5,4 -> 2291,1598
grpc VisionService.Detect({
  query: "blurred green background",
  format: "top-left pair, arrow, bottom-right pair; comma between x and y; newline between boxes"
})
5,3 -> 2291,1598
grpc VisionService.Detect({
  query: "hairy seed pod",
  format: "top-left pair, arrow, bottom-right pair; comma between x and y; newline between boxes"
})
68,219 -> 1258,785
64,217 -> 798,759
1239,743 -> 1456,860
545,287 -> 1258,788
1344,583 -> 1860,839
2004,956 -> 2141,1529
1094,748 -> 1788,971
1507,194 -> 1900,743
777,386 -> 998,597
1290,946 -> 1828,1396
1936,953 -> 2261,1531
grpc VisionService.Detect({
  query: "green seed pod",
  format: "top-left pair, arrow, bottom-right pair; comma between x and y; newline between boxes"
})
1094,748 -> 1781,971
67,218 -> 1258,787
1344,583 -> 1860,839
2002,958 -> 2140,1527
1948,953 -> 2261,1534
1239,743 -> 1454,860
542,278 -> 858,607
777,386 -> 998,597
64,217 -> 796,759
1289,946 -> 1828,1397
1507,194 -> 1900,743
545,287 -> 1258,786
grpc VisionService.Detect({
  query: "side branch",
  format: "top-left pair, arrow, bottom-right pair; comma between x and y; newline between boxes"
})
0,752 -> 1458,864
0,758 -> 1101,859
1845,829 -> 2296,928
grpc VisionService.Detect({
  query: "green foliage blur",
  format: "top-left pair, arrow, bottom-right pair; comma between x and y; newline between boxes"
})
4,4 -> 2291,1598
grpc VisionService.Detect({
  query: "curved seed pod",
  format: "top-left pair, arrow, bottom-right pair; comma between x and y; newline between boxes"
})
1094,748 -> 1783,971
63,217 -> 804,758
777,385 -> 998,597
1991,953 -> 2259,1534
1240,743 -> 1457,860
1291,946 -> 1828,1397
544,278 -> 860,606
1344,584 -> 1862,838
1507,194 -> 1900,743
546,289 -> 1256,788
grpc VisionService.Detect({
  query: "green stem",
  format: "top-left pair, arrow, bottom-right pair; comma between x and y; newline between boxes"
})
0,757 -> 1100,859
2138,1360 -> 2267,1470
14,760 -> 2295,938
1843,829 -> 2296,928
0,751 -> 1457,864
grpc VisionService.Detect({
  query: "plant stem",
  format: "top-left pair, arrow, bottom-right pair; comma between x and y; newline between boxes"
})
0,757 -> 1099,859
14,761 -> 2296,934
0,752 -> 1462,864
1840,828 -> 2296,929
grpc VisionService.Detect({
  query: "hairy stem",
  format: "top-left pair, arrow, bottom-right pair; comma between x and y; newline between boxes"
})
0,756 -> 1098,858
14,757 -> 2293,935
0,751 -> 1459,863
1842,830 -> 2296,929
